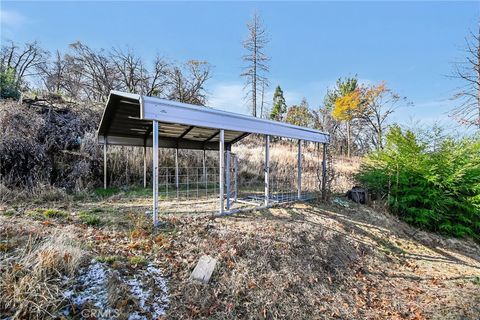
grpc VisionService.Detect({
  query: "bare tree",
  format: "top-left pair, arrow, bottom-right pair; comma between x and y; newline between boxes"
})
259,79 -> 269,118
68,41 -> 118,102
358,83 -> 405,150
450,23 -> 480,129
241,11 -> 269,117
39,50 -> 68,94
146,55 -> 170,97
0,40 -> 49,89
168,60 -> 212,105
110,47 -> 147,94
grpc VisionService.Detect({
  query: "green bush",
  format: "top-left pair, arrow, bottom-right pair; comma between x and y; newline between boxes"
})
0,68 -> 21,100
357,126 -> 480,239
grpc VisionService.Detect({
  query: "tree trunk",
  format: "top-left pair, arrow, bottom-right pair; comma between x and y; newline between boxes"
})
346,121 -> 351,157
377,127 -> 383,150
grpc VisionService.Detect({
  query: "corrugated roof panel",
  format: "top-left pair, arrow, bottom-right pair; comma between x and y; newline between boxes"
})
97,91 -> 330,149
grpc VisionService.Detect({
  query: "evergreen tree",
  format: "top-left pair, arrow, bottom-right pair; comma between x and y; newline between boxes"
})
270,85 -> 287,121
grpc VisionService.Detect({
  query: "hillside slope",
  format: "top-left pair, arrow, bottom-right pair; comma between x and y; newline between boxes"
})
1,196 -> 479,319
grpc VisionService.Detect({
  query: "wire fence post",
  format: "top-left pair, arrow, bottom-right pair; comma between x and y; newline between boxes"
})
219,130 -> 225,214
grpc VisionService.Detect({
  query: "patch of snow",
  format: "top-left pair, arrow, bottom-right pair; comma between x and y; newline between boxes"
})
125,264 -> 169,320
62,260 -> 169,319
62,260 -> 116,318
146,264 -> 169,317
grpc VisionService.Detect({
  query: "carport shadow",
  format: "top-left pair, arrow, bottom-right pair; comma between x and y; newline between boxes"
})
229,201 -> 480,272
306,204 -> 480,271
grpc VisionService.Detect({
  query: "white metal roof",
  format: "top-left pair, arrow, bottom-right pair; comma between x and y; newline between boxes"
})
97,90 -> 330,149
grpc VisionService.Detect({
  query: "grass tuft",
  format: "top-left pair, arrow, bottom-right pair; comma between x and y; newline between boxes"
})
96,255 -> 118,265
128,255 -> 147,266
42,209 -> 67,219
79,211 -> 101,226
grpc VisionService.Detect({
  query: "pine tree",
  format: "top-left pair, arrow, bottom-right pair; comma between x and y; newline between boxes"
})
270,85 -> 287,121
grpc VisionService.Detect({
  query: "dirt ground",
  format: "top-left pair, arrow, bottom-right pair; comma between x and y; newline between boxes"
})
1,195 -> 479,319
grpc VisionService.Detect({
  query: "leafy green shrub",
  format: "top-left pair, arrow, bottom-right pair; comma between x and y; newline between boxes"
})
357,126 -> 480,239
0,68 -> 20,100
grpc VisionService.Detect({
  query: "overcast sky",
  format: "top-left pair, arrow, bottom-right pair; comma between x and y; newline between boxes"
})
1,1 -> 479,131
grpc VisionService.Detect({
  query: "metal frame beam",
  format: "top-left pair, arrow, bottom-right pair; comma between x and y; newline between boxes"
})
99,135 -> 222,150
179,125 -> 194,139
230,132 -> 250,145
205,130 -> 220,143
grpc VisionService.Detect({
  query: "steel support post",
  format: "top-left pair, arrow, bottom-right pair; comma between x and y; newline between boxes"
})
175,148 -> 179,199
226,150 -> 231,210
203,150 -> 207,195
219,130 -> 225,214
264,135 -> 270,206
143,146 -> 147,188
297,140 -> 302,200
152,121 -> 159,226
234,155 -> 238,202
321,143 -> 327,200
103,138 -> 107,190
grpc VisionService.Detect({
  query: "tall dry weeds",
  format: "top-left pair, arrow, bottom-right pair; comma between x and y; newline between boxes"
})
0,227 -> 87,319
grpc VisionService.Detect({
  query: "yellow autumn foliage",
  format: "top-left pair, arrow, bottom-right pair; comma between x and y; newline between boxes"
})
333,90 -> 361,121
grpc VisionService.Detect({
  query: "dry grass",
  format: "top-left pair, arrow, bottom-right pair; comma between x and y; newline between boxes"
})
1,192 -> 478,319
0,223 -> 86,319
233,137 -> 360,193
162,202 -> 480,319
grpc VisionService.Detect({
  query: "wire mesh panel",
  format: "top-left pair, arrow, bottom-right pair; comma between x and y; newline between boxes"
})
143,137 -> 325,215
154,152 -> 247,214
233,136 -> 323,206
156,166 -> 219,214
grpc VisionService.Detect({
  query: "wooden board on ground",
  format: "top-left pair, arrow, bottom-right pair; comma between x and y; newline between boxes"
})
190,255 -> 217,284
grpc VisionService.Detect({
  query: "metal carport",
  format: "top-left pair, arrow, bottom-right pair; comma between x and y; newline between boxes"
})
97,90 -> 330,225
